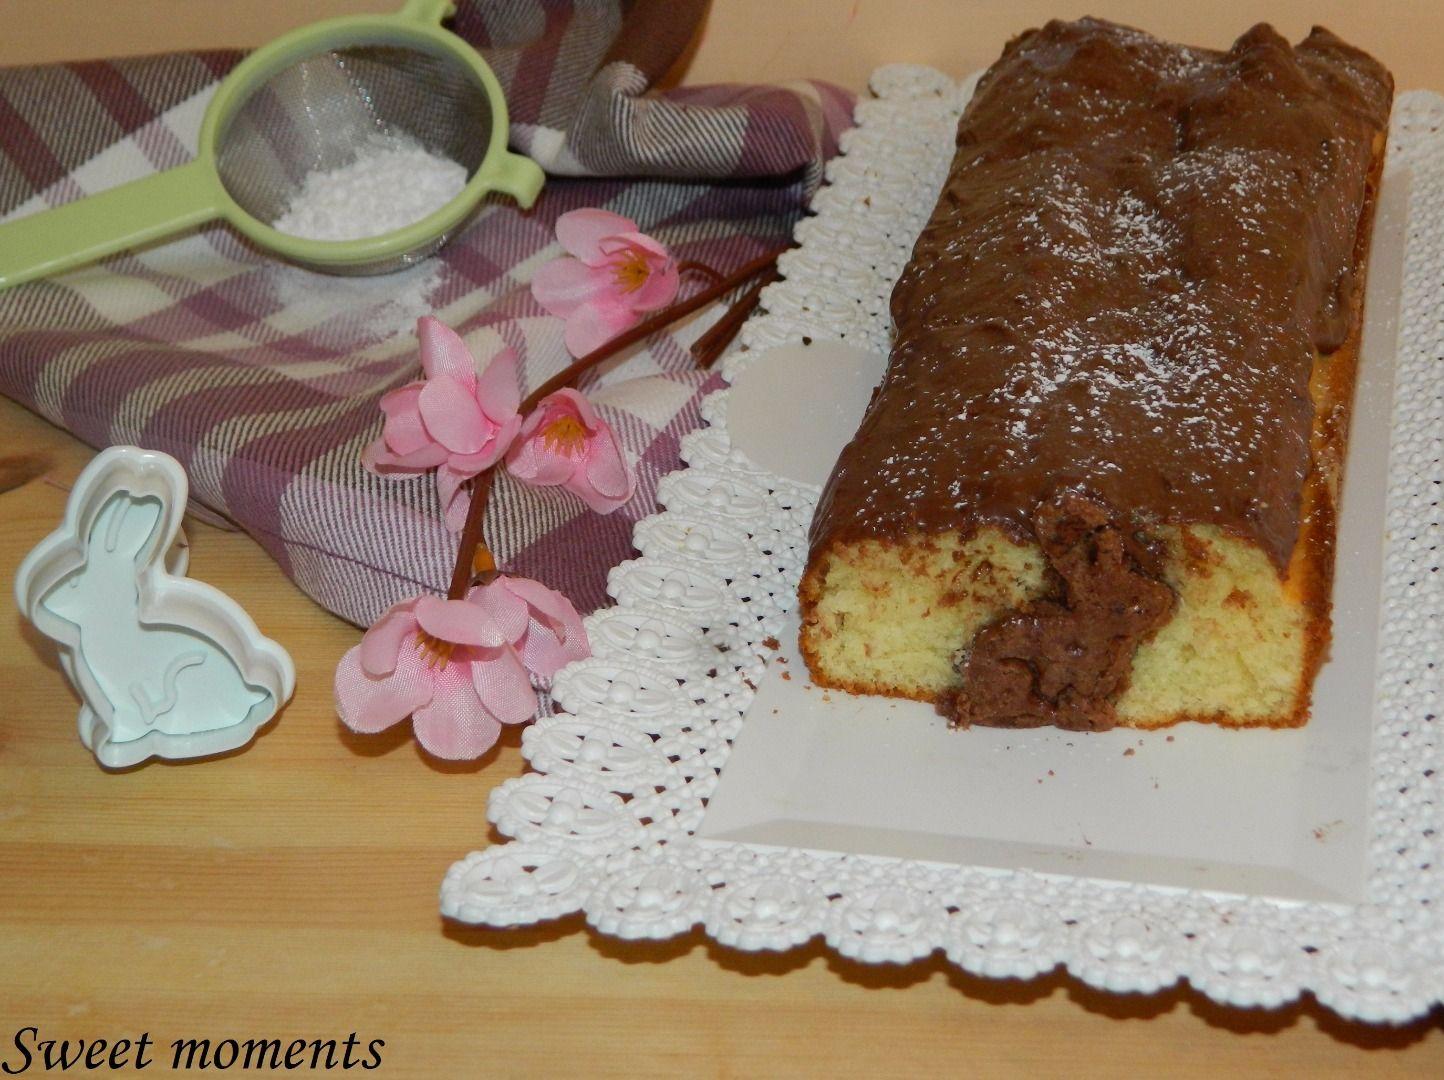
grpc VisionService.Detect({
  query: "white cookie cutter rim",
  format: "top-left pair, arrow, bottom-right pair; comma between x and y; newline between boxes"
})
15,445 -> 296,767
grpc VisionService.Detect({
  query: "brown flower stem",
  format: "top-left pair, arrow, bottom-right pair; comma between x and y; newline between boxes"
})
447,468 -> 495,599
690,266 -> 781,369
446,242 -> 790,600
523,245 -> 789,404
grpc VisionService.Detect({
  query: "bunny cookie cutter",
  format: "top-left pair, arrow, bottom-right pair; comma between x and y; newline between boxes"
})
16,446 -> 295,768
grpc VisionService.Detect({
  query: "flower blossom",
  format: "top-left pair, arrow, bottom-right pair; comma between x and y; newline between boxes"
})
363,316 -> 522,530
505,388 -> 635,513
530,208 -> 679,357
334,577 -> 588,760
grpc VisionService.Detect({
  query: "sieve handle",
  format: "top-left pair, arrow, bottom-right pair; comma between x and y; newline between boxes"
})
0,161 -> 222,290
397,0 -> 456,24
484,152 -> 546,211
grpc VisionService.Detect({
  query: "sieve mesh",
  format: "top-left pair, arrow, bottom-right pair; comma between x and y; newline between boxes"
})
216,41 -> 493,272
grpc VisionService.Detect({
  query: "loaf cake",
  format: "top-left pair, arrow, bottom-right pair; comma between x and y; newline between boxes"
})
797,19 -> 1393,730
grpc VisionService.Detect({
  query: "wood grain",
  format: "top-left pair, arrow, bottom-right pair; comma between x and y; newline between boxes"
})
2,2 -> 1443,1074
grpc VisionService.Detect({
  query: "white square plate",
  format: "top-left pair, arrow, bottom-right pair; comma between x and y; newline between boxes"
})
445,69 -> 1444,1024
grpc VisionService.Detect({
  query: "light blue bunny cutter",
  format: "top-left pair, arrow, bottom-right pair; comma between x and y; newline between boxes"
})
15,447 -> 295,767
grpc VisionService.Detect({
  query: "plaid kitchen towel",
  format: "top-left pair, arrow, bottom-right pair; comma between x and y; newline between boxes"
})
0,1 -> 852,626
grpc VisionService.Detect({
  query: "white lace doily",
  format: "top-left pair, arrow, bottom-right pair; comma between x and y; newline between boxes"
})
443,67 -> 1444,1024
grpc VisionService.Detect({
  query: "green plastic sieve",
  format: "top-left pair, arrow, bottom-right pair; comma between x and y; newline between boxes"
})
0,0 -> 544,288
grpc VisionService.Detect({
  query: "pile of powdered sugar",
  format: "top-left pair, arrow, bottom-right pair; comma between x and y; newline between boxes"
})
271,133 -> 468,241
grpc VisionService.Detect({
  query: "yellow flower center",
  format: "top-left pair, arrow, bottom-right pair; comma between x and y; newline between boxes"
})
611,248 -> 651,294
472,545 -> 496,575
415,631 -> 456,670
541,414 -> 588,457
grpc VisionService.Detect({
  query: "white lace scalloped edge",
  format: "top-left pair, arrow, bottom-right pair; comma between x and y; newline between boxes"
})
442,66 -> 1444,1025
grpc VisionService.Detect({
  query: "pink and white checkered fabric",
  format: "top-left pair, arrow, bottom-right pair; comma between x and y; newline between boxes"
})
0,2 -> 852,625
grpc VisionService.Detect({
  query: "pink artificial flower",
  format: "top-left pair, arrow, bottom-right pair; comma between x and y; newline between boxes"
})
530,208 -> 679,357
334,577 -> 588,760
472,574 -> 591,679
505,388 -> 636,513
363,317 -> 523,530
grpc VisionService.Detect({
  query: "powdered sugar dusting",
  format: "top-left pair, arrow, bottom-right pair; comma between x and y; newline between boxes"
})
817,18 -> 1393,563
267,258 -> 446,343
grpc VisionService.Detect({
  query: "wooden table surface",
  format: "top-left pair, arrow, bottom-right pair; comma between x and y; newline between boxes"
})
3,3 -> 1442,1076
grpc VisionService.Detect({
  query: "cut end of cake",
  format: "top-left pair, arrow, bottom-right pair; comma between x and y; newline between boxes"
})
799,495 -> 1328,730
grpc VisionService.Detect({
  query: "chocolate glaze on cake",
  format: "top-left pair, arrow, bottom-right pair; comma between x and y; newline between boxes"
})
807,19 -> 1393,728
